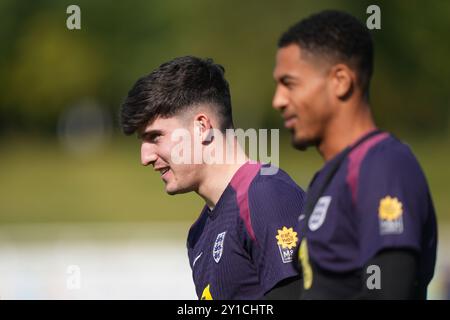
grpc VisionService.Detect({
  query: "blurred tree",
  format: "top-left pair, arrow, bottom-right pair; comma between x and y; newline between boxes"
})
0,0 -> 448,136
4,12 -> 104,131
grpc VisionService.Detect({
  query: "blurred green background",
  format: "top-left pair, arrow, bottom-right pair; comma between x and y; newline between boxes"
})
0,0 -> 448,224
1,0 -> 449,300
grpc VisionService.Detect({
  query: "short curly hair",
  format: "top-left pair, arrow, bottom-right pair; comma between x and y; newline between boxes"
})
120,56 -> 234,135
278,10 -> 374,99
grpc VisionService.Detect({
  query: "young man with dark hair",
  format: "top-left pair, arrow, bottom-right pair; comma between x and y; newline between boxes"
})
272,10 -> 437,299
121,56 -> 305,299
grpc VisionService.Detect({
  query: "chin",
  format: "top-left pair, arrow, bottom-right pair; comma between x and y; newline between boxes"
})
165,187 -> 182,195
291,134 -> 317,151
165,184 -> 191,195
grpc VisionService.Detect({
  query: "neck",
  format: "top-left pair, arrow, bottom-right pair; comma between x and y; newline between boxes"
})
318,101 -> 376,162
196,137 -> 248,209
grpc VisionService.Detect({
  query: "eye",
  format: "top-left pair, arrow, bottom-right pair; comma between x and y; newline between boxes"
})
142,132 -> 162,143
279,78 -> 293,89
280,78 -> 295,89
149,133 -> 162,143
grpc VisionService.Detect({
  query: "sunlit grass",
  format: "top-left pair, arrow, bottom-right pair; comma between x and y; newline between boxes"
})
0,134 -> 448,224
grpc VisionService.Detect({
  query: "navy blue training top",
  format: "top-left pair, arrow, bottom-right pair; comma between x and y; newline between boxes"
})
187,162 -> 306,299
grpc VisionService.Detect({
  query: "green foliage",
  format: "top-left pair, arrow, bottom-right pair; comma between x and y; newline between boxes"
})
0,0 -> 449,135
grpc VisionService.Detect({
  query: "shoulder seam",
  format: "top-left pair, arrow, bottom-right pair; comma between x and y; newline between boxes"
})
346,132 -> 390,205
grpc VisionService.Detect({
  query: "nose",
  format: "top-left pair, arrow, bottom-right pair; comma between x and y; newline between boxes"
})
272,85 -> 288,112
140,141 -> 158,166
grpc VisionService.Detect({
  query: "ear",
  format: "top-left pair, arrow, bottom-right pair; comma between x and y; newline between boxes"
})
330,64 -> 355,100
194,113 -> 214,144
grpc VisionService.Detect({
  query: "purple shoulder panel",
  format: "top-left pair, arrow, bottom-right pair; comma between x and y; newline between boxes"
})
346,132 -> 389,204
230,162 -> 262,242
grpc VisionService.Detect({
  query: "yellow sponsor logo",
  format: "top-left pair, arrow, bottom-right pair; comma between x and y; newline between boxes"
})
298,238 -> 313,290
201,284 -> 213,300
378,196 -> 403,221
276,226 -> 298,249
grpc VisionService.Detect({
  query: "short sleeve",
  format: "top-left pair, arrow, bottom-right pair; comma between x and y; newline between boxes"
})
356,142 -> 433,265
246,174 -> 305,294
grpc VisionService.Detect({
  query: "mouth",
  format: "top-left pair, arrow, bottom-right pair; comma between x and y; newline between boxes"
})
283,115 -> 297,129
155,167 -> 170,178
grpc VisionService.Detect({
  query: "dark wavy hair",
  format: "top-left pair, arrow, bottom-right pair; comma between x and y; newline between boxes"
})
120,56 -> 234,135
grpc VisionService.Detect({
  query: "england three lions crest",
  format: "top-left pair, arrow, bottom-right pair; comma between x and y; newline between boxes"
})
213,231 -> 227,263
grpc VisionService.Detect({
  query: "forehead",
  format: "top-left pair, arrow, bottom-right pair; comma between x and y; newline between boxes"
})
273,44 -> 321,79
139,115 -> 185,134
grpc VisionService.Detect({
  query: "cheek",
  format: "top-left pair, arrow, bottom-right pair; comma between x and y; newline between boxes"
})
171,163 -> 196,180
160,139 -> 179,165
292,85 -> 328,133
292,89 -> 316,120
307,81 -> 329,114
